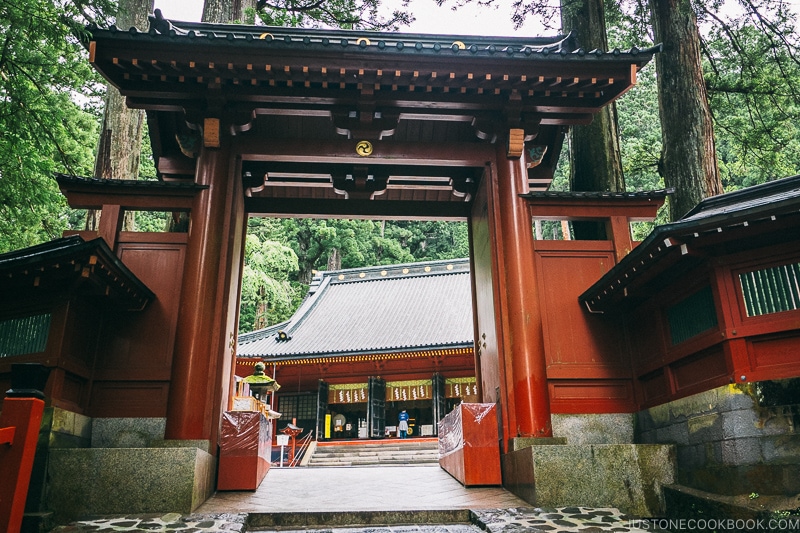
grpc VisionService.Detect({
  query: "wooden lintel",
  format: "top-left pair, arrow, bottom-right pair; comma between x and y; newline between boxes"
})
203,117 -> 221,148
244,197 -> 470,220
526,197 -> 665,221
236,138 -> 495,167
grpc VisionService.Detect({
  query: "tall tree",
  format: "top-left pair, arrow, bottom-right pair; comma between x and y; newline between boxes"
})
699,1 -> 800,187
88,0 -> 153,231
649,0 -> 723,220
0,0 -> 114,252
561,0 -> 625,195
203,0 -> 257,23
239,234 -> 299,332
251,0 -> 412,29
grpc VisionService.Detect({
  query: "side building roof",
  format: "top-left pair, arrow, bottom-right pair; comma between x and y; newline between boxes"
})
0,235 -> 155,312
579,175 -> 800,312
238,258 -> 473,361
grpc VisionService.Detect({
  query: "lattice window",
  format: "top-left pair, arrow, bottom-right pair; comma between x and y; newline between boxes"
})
739,262 -> 800,317
0,314 -> 51,358
278,394 -> 317,419
667,286 -> 718,345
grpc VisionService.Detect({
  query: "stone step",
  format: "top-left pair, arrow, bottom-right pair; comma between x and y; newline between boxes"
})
310,455 -> 439,463
311,450 -> 439,458
308,440 -> 440,467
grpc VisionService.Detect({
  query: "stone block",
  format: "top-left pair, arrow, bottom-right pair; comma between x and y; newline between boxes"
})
502,444 -> 675,517
759,406 -> 799,436
654,422 -> 690,446
90,417 -> 166,448
721,408 -> 762,440
761,434 -> 800,463
50,408 -> 92,441
637,428 -> 656,444
508,437 -> 566,451
677,443 -> 706,469
687,412 -> 723,445
720,436 -> 763,466
47,446 -> 215,524
552,413 -> 634,444
155,439 -> 211,454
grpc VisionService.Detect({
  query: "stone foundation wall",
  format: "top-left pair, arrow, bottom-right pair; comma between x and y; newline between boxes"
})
636,380 -> 800,496
27,411 -> 215,526
502,443 -> 675,516
552,413 -> 634,444
48,446 -> 216,524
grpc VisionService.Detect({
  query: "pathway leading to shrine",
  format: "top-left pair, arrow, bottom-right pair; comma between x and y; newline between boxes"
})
53,466 -> 666,532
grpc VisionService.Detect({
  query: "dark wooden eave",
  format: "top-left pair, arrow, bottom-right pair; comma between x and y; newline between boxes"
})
0,236 -> 155,312
56,174 -> 207,210
522,189 -> 672,220
84,18 -> 660,212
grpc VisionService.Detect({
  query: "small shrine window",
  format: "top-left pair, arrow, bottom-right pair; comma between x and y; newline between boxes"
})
0,313 -> 51,358
739,262 -> 800,317
666,286 -> 718,345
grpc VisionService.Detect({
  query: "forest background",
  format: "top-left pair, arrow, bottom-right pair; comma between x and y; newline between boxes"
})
1,0 -> 799,333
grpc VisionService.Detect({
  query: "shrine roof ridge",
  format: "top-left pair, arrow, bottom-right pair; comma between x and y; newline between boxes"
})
87,14 -> 661,64
313,257 -> 470,286
55,174 -> 208,191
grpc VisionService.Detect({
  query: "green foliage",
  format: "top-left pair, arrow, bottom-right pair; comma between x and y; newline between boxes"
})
701,3 -> 800,188
0,0 -> 113,253
254,0 -> 413,29
239,233 -> 301,333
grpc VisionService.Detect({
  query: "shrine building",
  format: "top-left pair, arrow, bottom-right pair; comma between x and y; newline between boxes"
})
236,258 -> 478,441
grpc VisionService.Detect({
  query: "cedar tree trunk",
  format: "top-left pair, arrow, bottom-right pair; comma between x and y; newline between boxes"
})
650,0 -> 723,221
561,0 -> 624,239
88,0 -> 153,232
203,0 -> 257,23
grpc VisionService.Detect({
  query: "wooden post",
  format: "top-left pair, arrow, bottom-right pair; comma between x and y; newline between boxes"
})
493,142 -> 553,437
165,128 -> 242,447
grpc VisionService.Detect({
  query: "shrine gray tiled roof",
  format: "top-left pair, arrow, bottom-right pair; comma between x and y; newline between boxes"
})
237,258 -> 473,360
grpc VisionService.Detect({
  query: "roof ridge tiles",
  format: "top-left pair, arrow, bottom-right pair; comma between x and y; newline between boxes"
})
90,18 -> 661,63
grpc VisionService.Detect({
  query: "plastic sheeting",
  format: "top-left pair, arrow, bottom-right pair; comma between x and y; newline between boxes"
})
220,411 -> 272,457
437,403 -> 496,457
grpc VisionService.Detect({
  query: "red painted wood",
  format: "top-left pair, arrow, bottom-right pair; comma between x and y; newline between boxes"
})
0,397 -> 45,533
549,379 -> 636,413
470,172 -> 514,448
166,140 -> 234,441
218,411 -> 271,491
494,143 -> 551,438
438,404 -> 501,486
166,135 -> 247,449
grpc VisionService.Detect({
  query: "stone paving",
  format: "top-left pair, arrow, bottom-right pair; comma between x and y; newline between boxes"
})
49,466 -> 664,533
50,507 -> 663,533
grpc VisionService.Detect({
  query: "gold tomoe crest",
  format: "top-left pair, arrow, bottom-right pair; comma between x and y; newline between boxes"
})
356,140 -> 373,157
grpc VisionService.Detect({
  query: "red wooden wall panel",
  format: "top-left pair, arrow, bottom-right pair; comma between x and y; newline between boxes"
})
88,238 -> 186,418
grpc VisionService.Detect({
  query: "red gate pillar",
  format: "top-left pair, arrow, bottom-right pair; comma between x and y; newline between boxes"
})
0,397 -> 45,533
165,124 -> 244,446
493,141 -> 552,438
